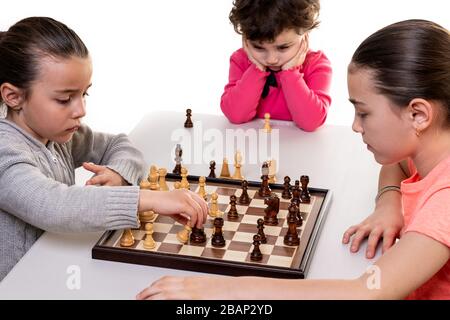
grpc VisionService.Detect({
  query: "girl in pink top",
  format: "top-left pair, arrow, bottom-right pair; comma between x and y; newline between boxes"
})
220,0 -> 332,131
138,20 -> 450,300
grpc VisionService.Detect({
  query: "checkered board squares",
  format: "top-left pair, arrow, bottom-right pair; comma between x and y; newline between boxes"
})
92,175 -> 330,279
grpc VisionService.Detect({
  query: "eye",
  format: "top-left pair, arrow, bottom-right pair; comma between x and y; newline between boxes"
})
357,112 -> 368,119
278,46 -> 290,51
56,98 -> 71,105
83,91 -> 90,98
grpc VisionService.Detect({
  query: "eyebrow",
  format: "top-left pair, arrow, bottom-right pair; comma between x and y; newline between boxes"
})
348,98 -> 366,106
54,84 -> 92,94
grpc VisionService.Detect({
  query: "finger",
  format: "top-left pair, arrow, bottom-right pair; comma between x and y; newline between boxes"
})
136,284 -> 162,300
382,230 -> 397,253
187,196 -> 205,229
82,162 -> 104,174
366,229 -> 383,259
85,175 -> 109,186
342,225 -> 359,244
350,228 -> 370,253
189,192 -> 208,223
181,199 -> 199,229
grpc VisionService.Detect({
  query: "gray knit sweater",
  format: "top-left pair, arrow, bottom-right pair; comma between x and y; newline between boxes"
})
0,119 -> 147,280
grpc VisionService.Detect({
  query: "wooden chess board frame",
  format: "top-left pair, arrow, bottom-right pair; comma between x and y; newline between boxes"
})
92,174 -> 332,279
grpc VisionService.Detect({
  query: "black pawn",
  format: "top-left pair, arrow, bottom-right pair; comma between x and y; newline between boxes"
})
227,195 -> 239,220
238,180 -> 250,205
300,175 -> 311,204
282,176 -> 292,199
184,108 -> 193,128
208,160 -> 216,178
190,227 -> 206,244
292,180 -> 301,206
284,205 -> 300,246
258,162 -> 271,197
211,217 -> 226,247
250,234 -> 263,261
256,218 -> 267,244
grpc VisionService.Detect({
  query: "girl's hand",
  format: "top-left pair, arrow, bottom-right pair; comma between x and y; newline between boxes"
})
342,195 -> 404,259
281,33 -> 309,71
136,276 -> 234,300
242,37 -> 266,72
83,162 -> 128,186
141,189 -> 208,229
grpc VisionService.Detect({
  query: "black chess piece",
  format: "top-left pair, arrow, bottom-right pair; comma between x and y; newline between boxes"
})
292,180 -> 301,206
227,195 -> 239,220
256,218 -> 267,244
184,108 -> 193,128
284,204 -> 300,246
208,160 -> 216,178
211,217 -> 226,247
190,227 -> 206,244
172,144 -> 183,175
289,200 -> 303,227
300,175 -> 311,204
282,176 -> 292,199
264,194 -> 280,226
238,180 -> 250,205
250,234 -> 263,261
258,162 -> 272,197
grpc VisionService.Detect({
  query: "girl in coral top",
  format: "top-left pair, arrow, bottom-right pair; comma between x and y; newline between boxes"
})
138,19 -> 450,300
220,0 -> 332,132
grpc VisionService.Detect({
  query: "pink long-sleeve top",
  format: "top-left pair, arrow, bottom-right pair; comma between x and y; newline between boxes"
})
220,48 -> 332,131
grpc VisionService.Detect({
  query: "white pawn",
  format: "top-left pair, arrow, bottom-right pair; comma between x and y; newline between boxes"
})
120,228 -> 135,247
177,224 -> 192,244
149,165 -> 159,190
198,176 -> 207,200
180,167 -> 190,190
232,151 -> 244,180
158,168 -> 169,191
209,192 -> 222,218
268,159 -> 277,183
143,223 -> 156,249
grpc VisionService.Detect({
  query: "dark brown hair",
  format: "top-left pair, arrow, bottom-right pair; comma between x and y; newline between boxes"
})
229,0 -> 320,41
0,17 -> 89,104
350,19 -> 450,126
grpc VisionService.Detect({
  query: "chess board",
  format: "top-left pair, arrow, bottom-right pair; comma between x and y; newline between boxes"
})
92,174 -> 332,279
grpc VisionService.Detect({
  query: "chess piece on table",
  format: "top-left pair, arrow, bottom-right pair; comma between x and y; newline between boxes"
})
231,151 -> 244,180
258,162 -> 272,197
172,144 -> 183,175
282,176 -> 292,199
190,227 -> 207,244
209,192 -> 222,218
184,108 -> 193,128
219,157 -> 231,178
177,224 -> 192,244
238,180 -> 250,205
208,160 -> 216,178
284,204 -> 300,246
149,165 -> 159,190
257,218 -> 267,244
211,217 -> 226,247
198,176 -> 207,200
143,223 -> 156,249
300,175 -> 311,204
268,159 -> 277,183
139,172 -> 155,222
120,229 -> 135,247
158,168 -> 169,191
250,234 -> 263,261
180,167 -> 190,190
289,200 -> 303,227
292,180 -> 301,206
264,194 -> 280,226
263,113 -> 272,133
174,181 -> 181,189
227,195 -> 239,220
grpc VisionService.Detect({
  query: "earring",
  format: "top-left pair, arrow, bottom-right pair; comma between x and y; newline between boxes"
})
416,129 -> 421,137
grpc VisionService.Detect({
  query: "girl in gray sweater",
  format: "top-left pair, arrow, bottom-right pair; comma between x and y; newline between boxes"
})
0,17 -> 207,281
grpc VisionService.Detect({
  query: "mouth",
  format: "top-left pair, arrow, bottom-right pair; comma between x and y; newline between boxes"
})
267,66 -> 281,71
66,125 -> 80,133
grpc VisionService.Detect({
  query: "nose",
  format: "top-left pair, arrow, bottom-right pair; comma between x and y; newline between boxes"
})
73,99 -> 86,119
352,116 -> 363,134
266,51 -> 279,65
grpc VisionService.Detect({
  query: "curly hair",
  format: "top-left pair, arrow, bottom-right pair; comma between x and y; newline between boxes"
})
229,0 -> 320,41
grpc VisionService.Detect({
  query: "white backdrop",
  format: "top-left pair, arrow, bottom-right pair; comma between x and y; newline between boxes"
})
1,0 -> 449,134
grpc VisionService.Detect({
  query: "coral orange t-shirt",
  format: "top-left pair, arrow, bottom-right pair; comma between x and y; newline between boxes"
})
401,155 -> 450,300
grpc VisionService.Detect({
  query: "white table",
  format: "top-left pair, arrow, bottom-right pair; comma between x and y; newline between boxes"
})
0,111 -> 381,299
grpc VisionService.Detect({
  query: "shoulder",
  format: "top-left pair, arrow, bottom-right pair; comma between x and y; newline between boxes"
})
303,50 -> 332,73
230,48 -> 251,68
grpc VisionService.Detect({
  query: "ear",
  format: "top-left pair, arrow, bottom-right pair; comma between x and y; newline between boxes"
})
0,83 -> 25,110
407,98 -> 434,132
